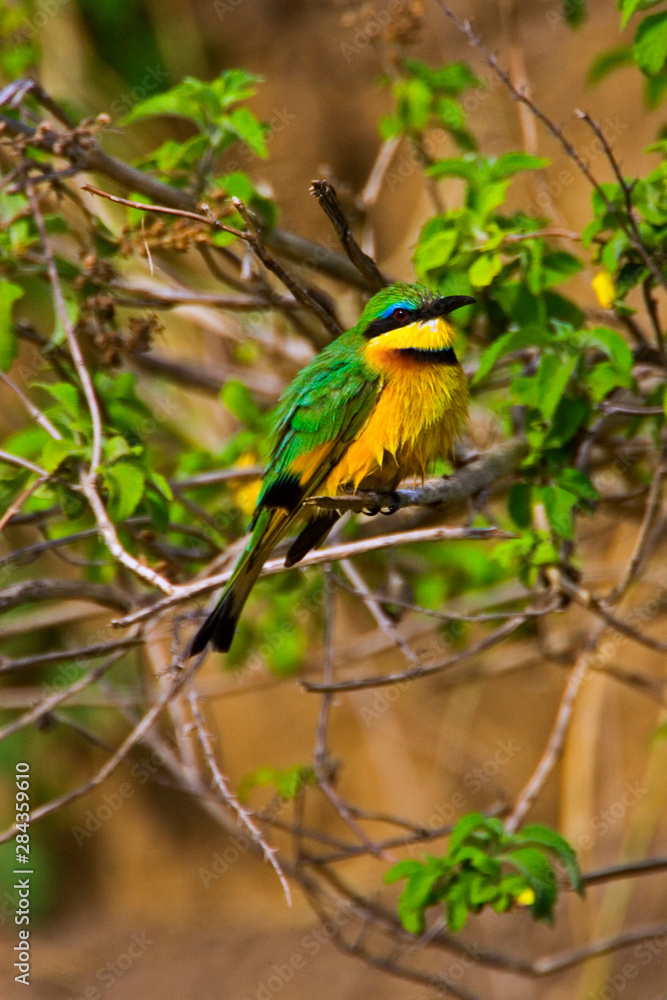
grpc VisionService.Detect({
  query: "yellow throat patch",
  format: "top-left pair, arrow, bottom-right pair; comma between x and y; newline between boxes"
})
326,317 -> 469,493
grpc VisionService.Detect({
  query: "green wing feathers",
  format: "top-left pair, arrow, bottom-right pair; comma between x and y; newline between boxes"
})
189,340 -> 380,656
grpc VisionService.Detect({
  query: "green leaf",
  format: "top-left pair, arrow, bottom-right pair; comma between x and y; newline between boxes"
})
227,107 -> 268,158
469,253 -> 502,287
488,152 -> 549,180
554,468 -> 600,502
0,282 -> 23,371
544,396 -> 590,447
103,436 -> 133,464
435,96 -> 465,131
541,251 -> 584,288
563,0 -> 587,27
447,812 -> 487,857
634,11 -> 667,76
403,59 -> 482,94
238,764 -> 316,802
426,157 -> 479,181
414,227 -> 458,273
520,824 -> 583,894
148,470 -> 173,501
35,381 -> 81,415
221,380 -> 262,428
41,438 -> 85,473
503,847 -> 557,919
536,352 -> 577,420
384,859 -> 427,885
445,887 -> 470,932
538,485 -> 578,539
582,326 -> 634,373
102,462 -> 145,521
588,46 -> 634,84
621,0 -> 665,29
587,361 -> 634,403
508,483 -> 533,528
473,327 -> 553,384
644,69 -> 667,105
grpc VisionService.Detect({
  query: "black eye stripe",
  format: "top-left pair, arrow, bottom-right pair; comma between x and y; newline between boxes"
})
362,309 -> 417,340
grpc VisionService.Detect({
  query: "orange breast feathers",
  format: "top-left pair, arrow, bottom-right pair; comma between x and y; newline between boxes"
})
325,317 -> 469,494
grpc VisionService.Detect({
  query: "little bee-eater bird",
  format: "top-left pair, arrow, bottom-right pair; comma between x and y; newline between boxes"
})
189,282 -> 473,656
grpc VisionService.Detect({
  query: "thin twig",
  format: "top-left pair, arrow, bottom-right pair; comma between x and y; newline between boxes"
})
0,637 -> 141,674
338,559 -> 420,667
303,612 -> 530,693
0,449 -> 49,477
0,475 -> 50,532
113,526 -> 510,630
310,180 -> 386,290
505,625 -> 602,832
605,445 -> 667,605
232,197 -> 343,339
187,684 -> 292,904
26,179 -> 103,472
0,649 -> 127,745
0,370 -> 62,440
314,569 -> 386,857
79,476 -> 176,595
641,277 -> 664,356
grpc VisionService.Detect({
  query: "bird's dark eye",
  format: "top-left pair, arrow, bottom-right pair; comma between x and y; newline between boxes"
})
393,307 -> 409,321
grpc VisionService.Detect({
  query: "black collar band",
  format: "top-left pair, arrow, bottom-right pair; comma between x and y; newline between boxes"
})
395,346 -> 458,365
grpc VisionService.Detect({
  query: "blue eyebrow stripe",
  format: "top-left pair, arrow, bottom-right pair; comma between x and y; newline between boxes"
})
380,301 -> 413,318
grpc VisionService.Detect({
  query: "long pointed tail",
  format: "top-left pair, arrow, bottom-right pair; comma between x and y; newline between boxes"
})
189,507 -> 291,656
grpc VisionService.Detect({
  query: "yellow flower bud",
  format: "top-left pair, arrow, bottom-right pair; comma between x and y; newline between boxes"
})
592,270 -> 615,309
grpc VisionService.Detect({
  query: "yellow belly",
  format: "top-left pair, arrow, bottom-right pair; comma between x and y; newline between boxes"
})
325,349 -> 468,494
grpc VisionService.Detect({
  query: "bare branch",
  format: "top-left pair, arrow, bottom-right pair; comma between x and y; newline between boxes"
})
187,684 -> 292,905
0,578 -> 132,615
26,179 -> 103,472
310,180 -> 386,290
505,626 -> 601,832
113,525 -> 511,630
0,370 -> 62,440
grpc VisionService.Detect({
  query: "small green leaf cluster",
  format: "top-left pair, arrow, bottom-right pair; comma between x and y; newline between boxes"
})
238,763 -> 317,803
384,813 -> 583,934
583,172 -> 667,307
125,69 -> 268,187
380,59 -> 482,150
416,152 -> 563,303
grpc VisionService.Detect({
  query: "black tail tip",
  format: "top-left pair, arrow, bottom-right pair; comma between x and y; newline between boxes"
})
188,595 -> 239,657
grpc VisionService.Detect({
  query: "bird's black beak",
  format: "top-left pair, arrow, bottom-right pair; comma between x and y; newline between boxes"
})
437,295 -> 476,316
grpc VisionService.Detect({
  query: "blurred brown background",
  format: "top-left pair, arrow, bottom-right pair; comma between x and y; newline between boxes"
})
2,0 -> 667,998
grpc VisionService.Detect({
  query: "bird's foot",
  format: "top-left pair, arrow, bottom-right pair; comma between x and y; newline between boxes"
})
361,491 -> 400,517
